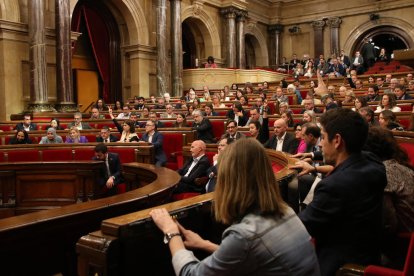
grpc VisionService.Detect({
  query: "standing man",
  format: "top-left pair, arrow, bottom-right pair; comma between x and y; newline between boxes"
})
361,38 -> 376,70
15,113 -> 37,131
174,140 -> 210,194
264,119 -> 298,154
93,143 -> 123,198
139,120 -> 167,167
299,108 -> 386,275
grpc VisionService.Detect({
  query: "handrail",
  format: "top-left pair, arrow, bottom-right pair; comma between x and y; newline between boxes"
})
82,101 -> 96,113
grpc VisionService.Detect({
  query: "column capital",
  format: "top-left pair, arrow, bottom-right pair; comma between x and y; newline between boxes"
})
326,17 -> 342,28
311,20 -> 326,30
220,7 -> 238,18
268,24 -> 283,33
236,10 -> 248,21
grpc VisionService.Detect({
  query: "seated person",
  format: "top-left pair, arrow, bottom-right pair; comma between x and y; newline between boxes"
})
15,113 -> 37,131
174,113 -> 188,128
65,126 -> 88,143
109,107 -> 139,142
48,118 -> 64,130
264,119 -> 298,154
9,129 -> 32,144
39,128 -> 63,144
222,120 -> 245,140
192,109 -> 214,143
96,126 -> 118,143
226,102 -> 248,127
160,104 -> 177,118
205,137 -> 233,193
67,112 -> 92,130
203,103 -> 218,116
90,107 -> 105,120
174,140 -> 210,194
138,120 -> 167,167
92,143 -> 123,198
150,139 -> 320,276
116,106 -> 131,119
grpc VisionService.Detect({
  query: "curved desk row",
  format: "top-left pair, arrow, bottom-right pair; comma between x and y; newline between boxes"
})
0,163 -> 180,275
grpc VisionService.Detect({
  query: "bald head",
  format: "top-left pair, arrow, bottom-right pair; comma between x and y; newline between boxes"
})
274,119 -> 287,138
190,140 -> 206,158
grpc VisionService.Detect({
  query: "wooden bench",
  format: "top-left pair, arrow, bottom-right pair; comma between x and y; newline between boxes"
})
0,163 -> 181,275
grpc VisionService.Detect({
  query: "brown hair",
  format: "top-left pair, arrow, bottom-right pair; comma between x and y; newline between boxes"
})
214,139 -> 288,224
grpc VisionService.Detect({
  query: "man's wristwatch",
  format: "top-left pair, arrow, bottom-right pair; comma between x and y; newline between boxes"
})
163,232 -> 181,244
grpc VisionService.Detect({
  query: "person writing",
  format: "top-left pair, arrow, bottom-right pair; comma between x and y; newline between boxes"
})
150,139 -> 320,275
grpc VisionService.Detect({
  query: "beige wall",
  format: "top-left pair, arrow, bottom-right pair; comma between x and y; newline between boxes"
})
0,0 -> 414,120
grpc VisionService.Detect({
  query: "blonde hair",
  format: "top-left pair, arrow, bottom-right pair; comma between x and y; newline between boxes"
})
214,139 -> 288,224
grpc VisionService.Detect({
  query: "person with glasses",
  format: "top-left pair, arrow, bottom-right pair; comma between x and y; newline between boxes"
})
294,123 -> 307,154
139,120 -> 167,167
96,126 -> 118,143
68,112 -> 92,130
222,120 -> 245,140
160,104 -> 177,118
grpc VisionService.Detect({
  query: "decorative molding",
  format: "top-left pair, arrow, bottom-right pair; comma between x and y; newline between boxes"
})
245,19 -> 257,33
191,0 -> 205,17
268,24 -> 283,33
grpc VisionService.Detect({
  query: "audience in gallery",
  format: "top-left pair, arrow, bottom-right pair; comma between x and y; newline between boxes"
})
174,113 -> 188,128
226,102 -> 248,127
281,111 -> 294,127
378,110 -> 404,131
39,127 -> 63,144
211,94 -> 225,108
150,139 -> 320,276
203,103 -> 218,117
375,93 -> 401,113
148,112 -> 165,129
113,100 -> 123,111
186,105 -> 195,118
48,118 -> 64,130
394,84 -> 413,100
302,110 -> 318,124
204,56 -> 217,68
9,129 -> 32,144
65,126 -> 88,144
342,90 -> 356,105
359,106 -> 380,127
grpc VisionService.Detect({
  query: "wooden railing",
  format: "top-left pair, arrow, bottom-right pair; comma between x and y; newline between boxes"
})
0,163 -> 180,275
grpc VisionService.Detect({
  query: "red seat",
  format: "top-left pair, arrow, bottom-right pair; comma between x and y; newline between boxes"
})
42,149 -> 73,161
210,120 -> 225,142
109,147 -> 136,163
364,232 -> 414,276
171,192 -> 201,201
73,148 -> 95,160
398,142 -> 414,167
6,150 -> 40,162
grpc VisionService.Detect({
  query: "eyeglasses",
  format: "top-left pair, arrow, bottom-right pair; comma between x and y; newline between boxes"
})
227,126 -> 236,129
146,124 -> 154,127
74,117 -> 81,120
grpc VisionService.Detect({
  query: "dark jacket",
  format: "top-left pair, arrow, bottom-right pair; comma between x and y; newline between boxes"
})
141,131 -> 167,166
192,118 -> 215,143
96,134 -> 118,143
299,152 -> 386,276
176,155 -> 210,193
15,123 -> 37,131
226,109 -> 249,127
264,132 -> 299,154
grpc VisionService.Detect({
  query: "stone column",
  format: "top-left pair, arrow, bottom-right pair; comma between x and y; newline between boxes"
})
170,0 -> 183,96
268,24 -> 283,69
311,20 -> 326,58
27,0 -> 54,112
55,0 -> 77,112
221,7 -> 237,68
157,0 -> 168,97
236,10 -> 247,69
327,17 -> 342,56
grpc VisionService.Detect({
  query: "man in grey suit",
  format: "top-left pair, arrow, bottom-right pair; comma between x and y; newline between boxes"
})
264,119 -> 298,154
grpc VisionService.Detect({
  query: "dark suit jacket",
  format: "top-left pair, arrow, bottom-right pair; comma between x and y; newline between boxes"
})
205,164 -> 217,193
96,134 -> 118,143
264,132 -> 299,154
15,123 -> 37,131
141,131 -> 167,166
226,109 -> 249,127
192,118 -> 214,143
92,152 -> 123,197
177,155 -> 210,193
299,152 -> 386,276
222,132 -> 246,141
68,122 -> 92,129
